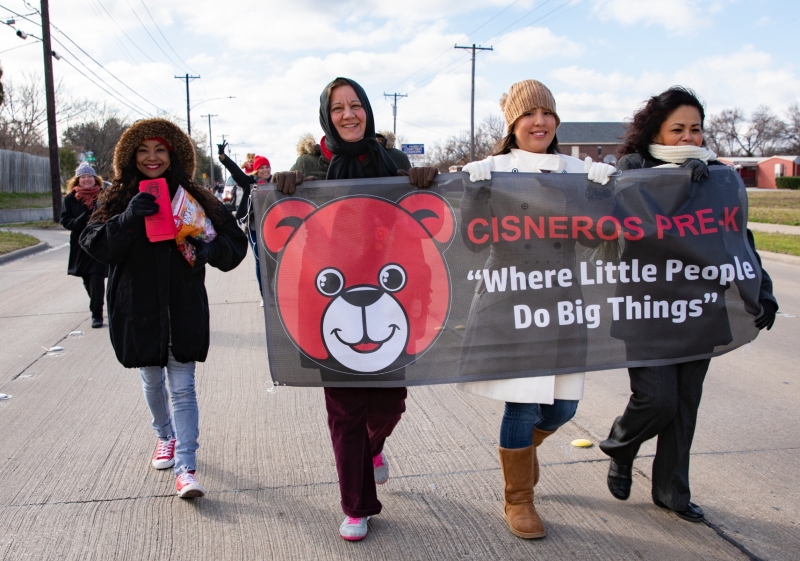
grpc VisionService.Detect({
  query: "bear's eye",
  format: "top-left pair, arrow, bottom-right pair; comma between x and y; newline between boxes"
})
316,268 -> 344,297
379,264 -> 406,292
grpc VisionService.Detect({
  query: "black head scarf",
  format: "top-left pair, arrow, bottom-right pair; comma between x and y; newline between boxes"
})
319,77 -> 399,180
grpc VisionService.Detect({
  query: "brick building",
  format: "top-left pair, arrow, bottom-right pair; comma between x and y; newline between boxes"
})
716,155 -> 800,188
556,122 -> 627,164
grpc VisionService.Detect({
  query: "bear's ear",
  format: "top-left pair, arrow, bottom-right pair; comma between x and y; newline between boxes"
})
397,191 -> 455,244
262,198 -> 316,255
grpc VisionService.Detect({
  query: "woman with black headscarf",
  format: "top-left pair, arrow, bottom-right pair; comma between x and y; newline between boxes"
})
273,78 -> 438,541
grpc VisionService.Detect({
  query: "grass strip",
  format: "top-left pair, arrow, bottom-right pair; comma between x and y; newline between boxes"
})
752,231 -> 800,257
748,191 -> 800,226
0,230 -> 40,256
0,192 -> 56,210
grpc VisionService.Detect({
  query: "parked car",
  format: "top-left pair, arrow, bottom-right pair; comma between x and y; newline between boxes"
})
221,176 -> 241,211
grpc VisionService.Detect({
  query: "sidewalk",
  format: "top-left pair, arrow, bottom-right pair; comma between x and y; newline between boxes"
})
0,231 -> 797,560
748,221 -> 800,236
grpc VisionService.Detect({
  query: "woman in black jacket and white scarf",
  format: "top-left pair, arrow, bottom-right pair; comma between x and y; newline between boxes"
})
599,87 -> 778,523
80,118 -> 247,499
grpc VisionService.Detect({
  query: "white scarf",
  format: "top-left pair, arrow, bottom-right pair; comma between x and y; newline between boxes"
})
648,144 -> 717,168
510,149 -> 567,172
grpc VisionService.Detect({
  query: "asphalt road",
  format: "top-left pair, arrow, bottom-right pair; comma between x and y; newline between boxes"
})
0,228 -> 796,561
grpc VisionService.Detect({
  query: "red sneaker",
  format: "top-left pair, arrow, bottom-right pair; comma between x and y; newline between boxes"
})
151,438 -> 175,470
176,471 -> 206,498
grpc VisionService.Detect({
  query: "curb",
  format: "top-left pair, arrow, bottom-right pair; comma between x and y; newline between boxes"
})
0,241 -> 50,266
759,250 -> 800,266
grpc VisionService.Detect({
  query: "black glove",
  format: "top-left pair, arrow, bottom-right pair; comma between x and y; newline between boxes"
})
217,140 -> 228,156
273,170 -> 305,195
680,158 -> 709,182
398,166 -> 438,189
119,192 -> 158,228
185,236 -> 219,273
755,299 -> 778,330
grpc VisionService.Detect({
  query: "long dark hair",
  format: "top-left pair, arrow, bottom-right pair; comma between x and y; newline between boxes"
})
491,132 -> 560,157
617,86 -> 705,159
92,151 -> 222,224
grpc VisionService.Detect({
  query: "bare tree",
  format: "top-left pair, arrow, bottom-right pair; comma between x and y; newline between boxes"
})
424,114 -> 506,172
705,106 -> 787,157
785,103 -> 800,154
61,105 -> 129,178
0,72 -> 95,156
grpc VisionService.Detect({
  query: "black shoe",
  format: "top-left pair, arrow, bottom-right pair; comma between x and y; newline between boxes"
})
653,499 -> 705,523
607,459 -> 632,501
91,317 -> 103,328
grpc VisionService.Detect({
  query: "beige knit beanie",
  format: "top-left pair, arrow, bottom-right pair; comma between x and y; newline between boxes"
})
499,79 -> 560,132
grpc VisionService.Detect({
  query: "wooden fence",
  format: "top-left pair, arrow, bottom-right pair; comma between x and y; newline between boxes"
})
0,149 -> 51,193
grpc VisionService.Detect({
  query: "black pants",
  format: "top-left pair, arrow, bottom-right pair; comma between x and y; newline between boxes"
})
599,359 -> 710,510
82,274 -> 105,320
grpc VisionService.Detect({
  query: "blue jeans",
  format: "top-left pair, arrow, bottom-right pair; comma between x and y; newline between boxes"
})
139,350 -> 199,474
499,399 -> 579,449
247,227 -> 263,295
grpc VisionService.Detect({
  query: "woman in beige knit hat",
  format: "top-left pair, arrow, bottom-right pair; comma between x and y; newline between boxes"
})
457,79 -> 616,540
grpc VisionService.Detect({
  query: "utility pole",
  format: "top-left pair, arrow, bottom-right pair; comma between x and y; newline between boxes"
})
454,43 -> 493,163
40,0 -> 61,222
383,92 -> 407,135
202,114 -> 217,187
174,73 -> 200,135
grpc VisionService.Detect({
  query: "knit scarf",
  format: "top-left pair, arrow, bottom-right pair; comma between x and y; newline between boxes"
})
74,185 -> 101,209
648,144 -> 717,167
319,77 -> 398,180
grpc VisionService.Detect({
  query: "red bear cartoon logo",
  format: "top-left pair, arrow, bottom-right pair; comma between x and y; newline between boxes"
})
262,192 -> 455,374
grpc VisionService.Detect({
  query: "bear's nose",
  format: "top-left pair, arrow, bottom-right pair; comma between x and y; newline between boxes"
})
341,287 -> 383,307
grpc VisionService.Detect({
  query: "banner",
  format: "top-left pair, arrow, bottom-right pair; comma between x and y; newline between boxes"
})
253,167 -> 762,387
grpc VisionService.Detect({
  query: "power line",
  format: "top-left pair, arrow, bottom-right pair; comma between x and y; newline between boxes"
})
139,0 -> 195,73
0,41 -> 36,54
125,0 -> 183,70
60,57 -> 148,117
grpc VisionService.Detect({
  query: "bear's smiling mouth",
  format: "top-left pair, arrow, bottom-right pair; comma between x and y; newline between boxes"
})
331,324 -> 400,354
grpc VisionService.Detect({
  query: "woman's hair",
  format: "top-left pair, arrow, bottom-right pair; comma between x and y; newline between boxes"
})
491,133 -> 560,156
92,149 -> 222,224
325,77 -> 352,104
66,174 -> 104,192
617,86 -> 705,158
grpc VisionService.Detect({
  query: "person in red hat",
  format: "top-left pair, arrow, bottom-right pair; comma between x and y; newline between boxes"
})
217,145 -> 271,305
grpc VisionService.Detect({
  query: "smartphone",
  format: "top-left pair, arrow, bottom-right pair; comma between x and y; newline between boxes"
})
138,178 -> 176,242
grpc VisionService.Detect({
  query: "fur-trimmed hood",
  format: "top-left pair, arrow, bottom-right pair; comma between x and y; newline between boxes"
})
296,133 -> 321,156
377,130 -> 397,149
113,118 -> 196,178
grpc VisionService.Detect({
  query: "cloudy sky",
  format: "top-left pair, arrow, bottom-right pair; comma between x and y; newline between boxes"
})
1,0 -> 798,171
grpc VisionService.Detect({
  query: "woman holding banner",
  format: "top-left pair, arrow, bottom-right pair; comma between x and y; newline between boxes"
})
457,79 -> 616,539
80,119 -> 247,499
599,86 -> 778,522
272,77 -> 438,541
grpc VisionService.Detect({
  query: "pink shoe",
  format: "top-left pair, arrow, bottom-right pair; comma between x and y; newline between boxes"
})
176,470 -> 206,498
373,451 -> 389,484
151,437 -> 175,470
339,516 -> 370,541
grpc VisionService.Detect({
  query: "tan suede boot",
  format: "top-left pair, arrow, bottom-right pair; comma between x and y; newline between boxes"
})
532,428 -> 555,487
498,445 -> 546,539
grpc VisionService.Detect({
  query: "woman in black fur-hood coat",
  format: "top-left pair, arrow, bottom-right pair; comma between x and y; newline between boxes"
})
80,118 -> 248,368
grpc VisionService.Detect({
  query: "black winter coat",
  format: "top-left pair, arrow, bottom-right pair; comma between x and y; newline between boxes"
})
220,156 -> 265,225
60,192 -> 107,277
79,198 -> 247,368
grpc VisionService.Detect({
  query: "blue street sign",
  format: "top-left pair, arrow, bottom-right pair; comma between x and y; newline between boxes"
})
401,144 -> 424,155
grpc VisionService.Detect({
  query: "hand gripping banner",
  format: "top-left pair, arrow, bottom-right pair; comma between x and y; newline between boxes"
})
253,167 -> 763,388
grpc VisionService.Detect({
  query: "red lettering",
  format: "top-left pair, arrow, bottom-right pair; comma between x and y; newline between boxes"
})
623,216 -> 644,241
524,216 -> 545,239
549,216 -> 568,238
656,215 -> 672,239
723,207 -> 739,232
468,218 -> 489,244
501,216 -> 521,241
596,216 -> 622,241
673,214 -> 699,237
572,216 -> 594,240
491,217 -> 499,243
696,208 -> 717,234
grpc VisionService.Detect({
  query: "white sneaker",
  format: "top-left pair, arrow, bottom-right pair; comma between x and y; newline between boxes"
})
373,451 -> 389,484
260,297 -> 264,307
339,516 -> 370,541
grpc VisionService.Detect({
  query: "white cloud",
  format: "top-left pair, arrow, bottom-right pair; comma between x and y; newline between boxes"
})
591,0 -> 727,32
490,27 -> 583,63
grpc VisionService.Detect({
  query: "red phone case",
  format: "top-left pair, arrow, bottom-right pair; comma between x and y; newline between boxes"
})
138,178 -> 176,242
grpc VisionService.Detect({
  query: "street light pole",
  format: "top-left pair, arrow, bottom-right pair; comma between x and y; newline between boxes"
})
202,114 -> 217,187
40,0 -> 61,222
454,43 -> 493,163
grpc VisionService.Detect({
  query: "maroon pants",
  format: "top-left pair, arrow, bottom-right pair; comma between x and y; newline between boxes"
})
324,387 -> 407,517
